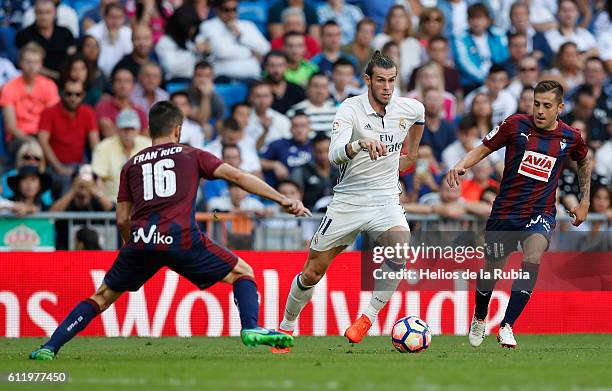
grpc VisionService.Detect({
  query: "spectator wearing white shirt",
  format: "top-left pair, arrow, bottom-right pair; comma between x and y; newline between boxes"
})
505,56 -> 540,101
22,0 -> 79,37
545,0 -> 598,55
204,116 -> 262,175
246,80 -> 291,151
595,134 -> 612,182
130,62 -> 169,114
208,182 -> 265,213
372,5 -> 422,87
155,5 -> 205,81
464,64 -> 517,126
441,116 -> 480,170
171,90 -> 206,148
195,0 -> 270,82
287,72 -> 337,136
86,3 -> 133,78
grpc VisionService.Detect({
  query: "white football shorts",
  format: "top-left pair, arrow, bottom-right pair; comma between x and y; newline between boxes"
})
309,200 -> 409,252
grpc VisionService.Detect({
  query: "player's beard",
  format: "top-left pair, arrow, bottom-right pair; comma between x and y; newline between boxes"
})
372,88 -> 391,107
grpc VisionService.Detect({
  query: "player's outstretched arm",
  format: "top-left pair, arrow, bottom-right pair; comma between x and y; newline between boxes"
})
213,163 -> 311,217
399,123 -> 425,172
447,144 -> 493,188
116,201 -> 133,244
568,155 -> 592,226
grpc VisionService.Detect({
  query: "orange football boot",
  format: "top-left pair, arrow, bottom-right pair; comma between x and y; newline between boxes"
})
344,315 -> 372,343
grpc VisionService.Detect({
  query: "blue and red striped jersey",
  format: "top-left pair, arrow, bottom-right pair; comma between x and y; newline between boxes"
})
482,114 -> 588,220
117,143 -> 224,250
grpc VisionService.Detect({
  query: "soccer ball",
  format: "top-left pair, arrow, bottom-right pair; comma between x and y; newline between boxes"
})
391,316 -> 432,353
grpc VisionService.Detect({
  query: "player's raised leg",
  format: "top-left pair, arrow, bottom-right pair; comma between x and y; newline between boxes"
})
271,245 -> 345,353
345,226 -> 410,343
30,283 -> 122,360
497,233 -> 547,348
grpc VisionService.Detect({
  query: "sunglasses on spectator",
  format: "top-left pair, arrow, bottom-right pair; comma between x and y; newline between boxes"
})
221,6 -> 237,13
64,91 -> 84,97
425,16 -> 442,22
519,67 -> 537,72
22,154 -> 42,162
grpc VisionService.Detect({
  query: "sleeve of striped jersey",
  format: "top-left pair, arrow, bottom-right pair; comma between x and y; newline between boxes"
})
570,131 -> 588,162
482,117 -> 512,151
328,103 -> 354,165
197,149 -> 225,179
116,163 -> 133,203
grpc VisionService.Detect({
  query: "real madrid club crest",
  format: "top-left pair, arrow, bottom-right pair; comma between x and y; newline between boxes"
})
399,117 -> 407,131
560,139 -> 567,151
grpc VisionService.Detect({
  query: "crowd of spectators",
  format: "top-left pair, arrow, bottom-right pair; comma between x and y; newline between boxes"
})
0,0 -> 610,249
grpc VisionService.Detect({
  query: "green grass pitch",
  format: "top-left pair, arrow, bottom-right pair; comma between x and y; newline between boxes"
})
2,335 -> 611,390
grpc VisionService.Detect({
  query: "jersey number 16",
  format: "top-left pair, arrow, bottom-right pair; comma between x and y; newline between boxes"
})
141,159 -> 177,201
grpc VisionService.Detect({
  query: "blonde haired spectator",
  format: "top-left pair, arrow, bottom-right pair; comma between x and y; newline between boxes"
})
407,62 -> 457,121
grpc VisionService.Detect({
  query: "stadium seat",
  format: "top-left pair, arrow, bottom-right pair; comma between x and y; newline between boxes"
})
69,0 -> 99,20
238,0 -> 268,35
165,81 -> 190,94
215,83 -> 249,117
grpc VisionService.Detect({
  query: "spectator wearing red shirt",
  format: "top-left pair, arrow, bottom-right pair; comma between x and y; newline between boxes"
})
95,67 -> 148,138
460,159 -> 499,202
270,7 -> 320,60
38,79 -> 100,195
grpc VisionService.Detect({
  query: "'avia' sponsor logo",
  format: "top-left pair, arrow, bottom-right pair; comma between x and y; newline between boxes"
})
133,225 -> 174,244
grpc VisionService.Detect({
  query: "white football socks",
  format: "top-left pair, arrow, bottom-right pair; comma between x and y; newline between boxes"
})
279,273 -> 315,332
362,260 -> 405,323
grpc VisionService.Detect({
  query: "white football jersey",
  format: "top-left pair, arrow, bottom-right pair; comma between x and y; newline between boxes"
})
330,93 -> 425,206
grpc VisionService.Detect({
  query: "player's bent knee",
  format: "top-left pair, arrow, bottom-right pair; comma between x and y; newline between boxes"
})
301,267 -> 325,286
90,284 -> 121,312
224,258 -> 254,284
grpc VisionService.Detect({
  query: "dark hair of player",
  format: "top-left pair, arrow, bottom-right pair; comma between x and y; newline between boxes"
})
534,80 -> 564,104
148,101 -> 184,138
364,50 -> 396,78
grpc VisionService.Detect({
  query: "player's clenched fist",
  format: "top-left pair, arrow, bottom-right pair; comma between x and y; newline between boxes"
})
357,138 -> 387,161
280,198 -> 312,217
446,166 -> 467,188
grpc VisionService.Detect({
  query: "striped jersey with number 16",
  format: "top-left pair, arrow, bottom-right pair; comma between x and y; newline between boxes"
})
117,143 -> 224,250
